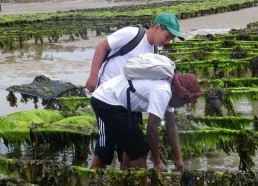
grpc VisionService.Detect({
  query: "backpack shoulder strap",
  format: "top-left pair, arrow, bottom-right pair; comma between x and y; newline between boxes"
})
98,26 -> 146,87
118,26 -> 145,56
126,80 -> 135,130
126,80 -> 146,129
104,25 -> 145,62
154,45 -> 158,54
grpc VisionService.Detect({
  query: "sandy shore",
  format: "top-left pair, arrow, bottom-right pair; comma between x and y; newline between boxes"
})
0,0 -> 172,15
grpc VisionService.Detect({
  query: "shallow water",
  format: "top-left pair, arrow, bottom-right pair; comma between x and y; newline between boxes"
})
1,5 -> 258,174
0,44 -> 94,116
1,137 -> 257,172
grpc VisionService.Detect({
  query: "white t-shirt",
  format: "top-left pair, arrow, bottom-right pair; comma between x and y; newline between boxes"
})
98,26 -> 154,85
93,75 -> 172,119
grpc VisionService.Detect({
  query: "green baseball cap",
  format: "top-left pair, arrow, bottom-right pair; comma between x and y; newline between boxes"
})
153,13 -> 185,41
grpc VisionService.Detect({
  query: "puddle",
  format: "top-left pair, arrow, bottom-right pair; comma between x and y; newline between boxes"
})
0,44 -> 95,64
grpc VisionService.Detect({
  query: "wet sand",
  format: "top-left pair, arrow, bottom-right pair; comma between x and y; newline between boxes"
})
0,2 -> 258,116
0,0 -> 171,15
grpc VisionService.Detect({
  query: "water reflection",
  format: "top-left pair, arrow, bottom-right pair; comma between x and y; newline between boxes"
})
0,137 -> 92,168
1,137 -> 257,172
0,44 -> 94,64
0,44 -> 94,116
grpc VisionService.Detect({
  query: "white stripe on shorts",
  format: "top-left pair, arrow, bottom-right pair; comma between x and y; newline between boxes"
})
98,118 -> 106,147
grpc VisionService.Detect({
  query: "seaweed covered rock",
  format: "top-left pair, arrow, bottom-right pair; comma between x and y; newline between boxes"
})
6,75 -> 86,100
204,89 -> 235,116
0,110 -> 64,142
221,40 -> 236,48
230,46 -> 247,59
33,115 -> 97,136
6,75 -> 89,111
251,56 -> 258,77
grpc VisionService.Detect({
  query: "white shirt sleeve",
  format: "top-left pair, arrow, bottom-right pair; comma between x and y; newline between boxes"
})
147,88 -> 171,118
166,106 -> 175,112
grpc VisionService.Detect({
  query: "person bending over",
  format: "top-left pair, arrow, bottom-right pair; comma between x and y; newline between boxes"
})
90,69 -> 202,171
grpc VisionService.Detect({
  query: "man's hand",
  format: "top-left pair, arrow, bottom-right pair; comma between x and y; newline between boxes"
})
175,158 -> 184,172
85,75 -> 98,93
155,161 -> 167,172
85,38 -> 111,93
164,111 -> 185,172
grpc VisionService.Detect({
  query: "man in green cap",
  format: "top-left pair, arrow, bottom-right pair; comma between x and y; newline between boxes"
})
152,12 -> 185,41
86,12 -> 185,171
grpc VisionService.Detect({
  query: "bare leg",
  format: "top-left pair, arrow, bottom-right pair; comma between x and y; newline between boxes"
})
91,154 -> 104,168
130,156 -> 147,169
130,156 -> 148,186
121,151 -> 130,170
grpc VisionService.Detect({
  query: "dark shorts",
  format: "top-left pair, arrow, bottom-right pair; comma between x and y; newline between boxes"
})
91,97 -> 150,161
94,115 -> 123,165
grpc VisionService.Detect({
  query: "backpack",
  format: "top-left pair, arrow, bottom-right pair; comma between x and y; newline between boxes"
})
124,53 -> 175,81
124,53 -> 176,129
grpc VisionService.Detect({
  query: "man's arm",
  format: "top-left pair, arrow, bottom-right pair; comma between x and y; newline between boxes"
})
85,38 -> 111,93
147,113 -> 167,171
164,111 -> 184,172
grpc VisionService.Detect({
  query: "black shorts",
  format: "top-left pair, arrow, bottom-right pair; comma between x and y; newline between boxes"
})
94,115 -> 123,165
91,97 -> 150,161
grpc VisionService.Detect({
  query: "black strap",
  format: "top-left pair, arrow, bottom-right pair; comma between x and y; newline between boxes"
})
126,80 -> 135,130
126,80 -> 144,129
97,26 -> 146,88
154,45 -> 158,54
103,25 -> 146,63
127,79 -> 135,93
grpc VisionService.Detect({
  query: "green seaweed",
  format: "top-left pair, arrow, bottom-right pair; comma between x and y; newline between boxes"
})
0,0 -> 257,49
33,115 -> 97,136
179,128 -> 239,154
0,110 -> 64,142
191,116 -> 256,129
55,97 -> 91,113
199,77 -> 258,89
0,157 -> 258,186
